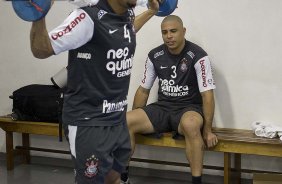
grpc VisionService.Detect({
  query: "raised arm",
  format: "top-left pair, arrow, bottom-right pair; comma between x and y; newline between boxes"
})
30,19 -> 54,59
132,86 -> 150,109
134,0 -> 160,32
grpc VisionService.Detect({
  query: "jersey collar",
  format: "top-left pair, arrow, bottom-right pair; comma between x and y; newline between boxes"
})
164,40 -> 190,58
96,0 -> 134,23
96,0 -> 115,13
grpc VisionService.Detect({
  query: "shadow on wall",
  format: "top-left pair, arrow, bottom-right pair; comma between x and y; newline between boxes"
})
213,67 -> 234,128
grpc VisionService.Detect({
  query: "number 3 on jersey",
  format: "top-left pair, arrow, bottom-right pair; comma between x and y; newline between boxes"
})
124,24 -> 131,43
171,65 -> 177,78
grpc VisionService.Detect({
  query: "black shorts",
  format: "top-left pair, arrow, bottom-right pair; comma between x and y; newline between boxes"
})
142,102 -> 203,133
64,122 -> 131,184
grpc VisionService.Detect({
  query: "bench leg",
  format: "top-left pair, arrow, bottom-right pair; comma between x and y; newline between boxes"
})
234,153 -> 241,184
6,131 -> 14,170
224,152 -> 231,184
22,133 -> 30,164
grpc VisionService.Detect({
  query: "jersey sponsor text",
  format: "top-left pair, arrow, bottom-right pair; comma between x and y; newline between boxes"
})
102,99 -> 127,113
154,50 -> 164,58
106,47 -> 133,78
77,52 -> 91,60
200,60 -> 207,87
187,51 -> 195,59
141,58 -> 149,84
51,12 -> 86,40
160,79 -> 189,97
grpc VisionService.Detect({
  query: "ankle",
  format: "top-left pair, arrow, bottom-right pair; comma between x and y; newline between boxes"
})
192,176 -> 202,184
121,167 -> 129,183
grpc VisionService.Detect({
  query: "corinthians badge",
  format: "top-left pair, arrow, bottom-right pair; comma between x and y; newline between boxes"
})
84,155 -> 99,178
180,58 -> 188,72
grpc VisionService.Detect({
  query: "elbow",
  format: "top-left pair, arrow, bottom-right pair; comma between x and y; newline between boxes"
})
31,47 -> 53,59
32,52 -> 48,59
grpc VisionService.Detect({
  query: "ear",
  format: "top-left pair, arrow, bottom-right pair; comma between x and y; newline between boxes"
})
183,27 -> 187,35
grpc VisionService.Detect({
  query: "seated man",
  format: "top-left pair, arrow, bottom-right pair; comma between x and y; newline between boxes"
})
121,15 -> 218,184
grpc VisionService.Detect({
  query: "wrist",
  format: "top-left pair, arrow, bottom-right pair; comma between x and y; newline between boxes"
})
203,125 -> 212,133
147,8 -> 158,15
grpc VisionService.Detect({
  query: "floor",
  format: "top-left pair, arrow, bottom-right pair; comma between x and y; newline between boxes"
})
0,154 -> 252,184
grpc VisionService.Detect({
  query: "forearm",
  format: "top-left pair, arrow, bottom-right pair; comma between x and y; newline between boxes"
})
134,9 -> 156,33
132,86 -> 150,110
30,19 -> 54,59
202,90 -> 215,132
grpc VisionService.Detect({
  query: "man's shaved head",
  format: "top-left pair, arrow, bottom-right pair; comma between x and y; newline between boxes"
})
161,15 -> 184,28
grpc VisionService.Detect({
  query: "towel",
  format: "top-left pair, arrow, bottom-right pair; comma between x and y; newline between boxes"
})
251,122 -> 267,135
278,132 -> 282,141
251,121 -> 282,139
264,126 -> 277,138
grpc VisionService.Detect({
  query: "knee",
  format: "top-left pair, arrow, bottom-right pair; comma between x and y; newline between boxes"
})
180,118 -> 202,138
126,109 -> 146,134
126,110 -> 139,134
126,109 -> 154,135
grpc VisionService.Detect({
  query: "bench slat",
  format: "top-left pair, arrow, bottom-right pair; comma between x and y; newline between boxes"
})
0,117 -> 59,136
136,130 -> 282,157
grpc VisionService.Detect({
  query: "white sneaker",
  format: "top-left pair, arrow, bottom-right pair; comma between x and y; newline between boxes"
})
121,169 -> 130,184
120,178 -> 130,184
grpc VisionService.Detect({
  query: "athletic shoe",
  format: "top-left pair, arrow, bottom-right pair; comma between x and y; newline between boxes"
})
120,172 -> 130,184
120,178 -> 130,184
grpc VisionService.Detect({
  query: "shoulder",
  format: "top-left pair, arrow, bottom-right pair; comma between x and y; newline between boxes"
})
81,6 -> 101,20
148,44 -> 166,60
185,40 -> 207,61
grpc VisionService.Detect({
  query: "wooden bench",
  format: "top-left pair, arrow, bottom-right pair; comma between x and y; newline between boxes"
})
0,116 -> 282,184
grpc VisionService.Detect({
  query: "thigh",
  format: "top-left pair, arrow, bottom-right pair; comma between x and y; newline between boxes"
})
112,122 -> 131,173
142,103 -> 171,133
127,108 -> 155,134
66,125 -> 122,184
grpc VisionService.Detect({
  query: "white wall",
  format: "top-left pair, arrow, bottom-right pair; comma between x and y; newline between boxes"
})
1,0 -> 282,175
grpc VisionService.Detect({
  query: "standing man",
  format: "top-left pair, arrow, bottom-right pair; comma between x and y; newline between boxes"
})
30,0 -> 160,183
121,15 -> 218,184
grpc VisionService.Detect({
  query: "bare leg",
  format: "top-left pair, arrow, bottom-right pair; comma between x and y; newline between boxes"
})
126,109 -> 155,156
105,169 -> 120,184
178,111 -> 204,177
119,109 -> 155,183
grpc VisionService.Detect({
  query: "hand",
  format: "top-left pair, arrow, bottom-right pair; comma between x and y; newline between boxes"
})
147,0 -> 160,14
203,131 -> 218,148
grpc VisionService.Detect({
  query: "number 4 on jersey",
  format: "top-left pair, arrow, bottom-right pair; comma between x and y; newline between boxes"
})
123,24 -> 131,43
